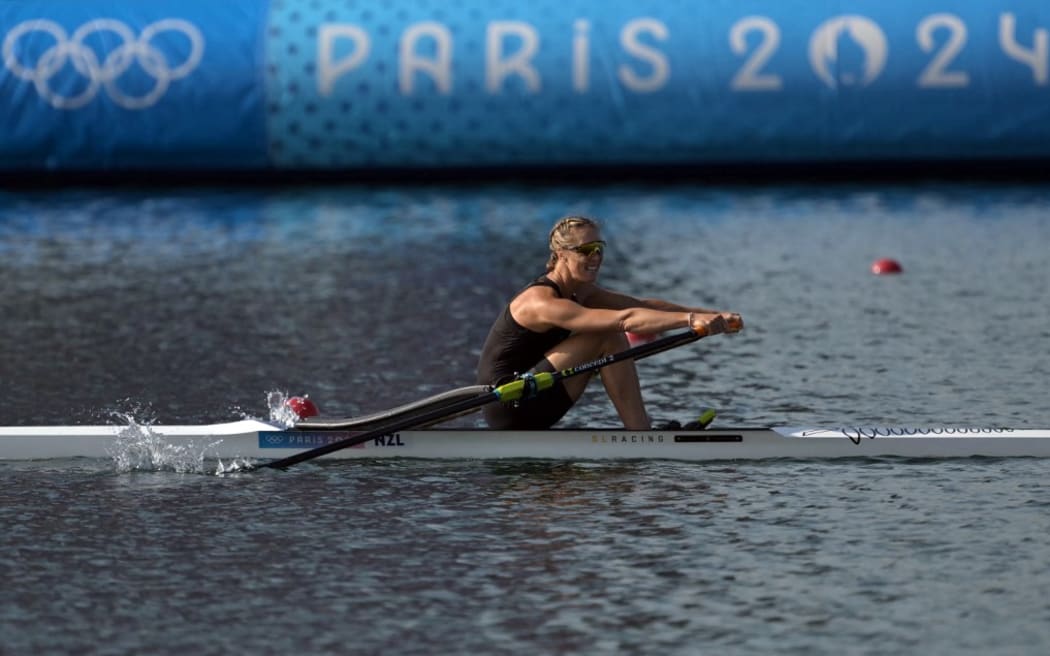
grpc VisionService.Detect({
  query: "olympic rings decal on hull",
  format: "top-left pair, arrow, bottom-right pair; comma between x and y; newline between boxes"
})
2,18 -> 205,110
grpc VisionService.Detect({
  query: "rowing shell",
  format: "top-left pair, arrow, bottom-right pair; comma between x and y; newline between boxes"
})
2,421 -> 1049,462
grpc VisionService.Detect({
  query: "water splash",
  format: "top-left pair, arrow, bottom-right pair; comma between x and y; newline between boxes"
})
215,456 -> 256,475
267,390 -> 301,428
107,414 -> 219,474
96,393 -> 297,474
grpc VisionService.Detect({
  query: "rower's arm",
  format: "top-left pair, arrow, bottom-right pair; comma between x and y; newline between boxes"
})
580,285 -> 743,333
513,289 -> 701,335
582,285 -> 721,314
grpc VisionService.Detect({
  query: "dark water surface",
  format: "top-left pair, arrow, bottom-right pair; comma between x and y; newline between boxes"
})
1,183 -> 1049,654
3,458 -> 1050,655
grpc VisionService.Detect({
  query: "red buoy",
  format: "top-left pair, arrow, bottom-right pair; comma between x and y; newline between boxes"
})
286,396 -> 320,419
871,258 -> 903,275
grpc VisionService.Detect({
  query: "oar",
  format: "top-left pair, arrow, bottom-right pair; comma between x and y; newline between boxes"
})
256,327 -> 709,470
296,384 -> 493,430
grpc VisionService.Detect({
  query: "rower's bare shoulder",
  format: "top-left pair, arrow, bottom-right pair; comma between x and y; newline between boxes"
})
513,287 -> 582,328
510,285 -> 556,322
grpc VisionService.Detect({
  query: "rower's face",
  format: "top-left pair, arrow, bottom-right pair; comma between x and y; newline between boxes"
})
561,226 -> 604,281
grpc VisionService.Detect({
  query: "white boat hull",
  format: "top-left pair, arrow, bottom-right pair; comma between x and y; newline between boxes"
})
2,421 -> 1050,462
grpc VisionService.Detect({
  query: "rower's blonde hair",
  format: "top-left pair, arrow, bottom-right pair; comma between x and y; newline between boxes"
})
547,215 -> 600,271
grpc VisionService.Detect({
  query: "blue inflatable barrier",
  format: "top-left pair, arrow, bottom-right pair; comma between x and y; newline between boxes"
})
2,1 -> 1050,171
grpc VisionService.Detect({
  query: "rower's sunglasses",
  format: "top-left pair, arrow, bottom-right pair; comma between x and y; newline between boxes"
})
568,240 -> 606,257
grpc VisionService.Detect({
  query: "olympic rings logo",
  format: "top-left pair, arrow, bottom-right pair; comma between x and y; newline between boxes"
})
2,18 -> 205,110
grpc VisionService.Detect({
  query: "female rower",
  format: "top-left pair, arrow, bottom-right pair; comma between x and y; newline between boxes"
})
476,215 -> 743,430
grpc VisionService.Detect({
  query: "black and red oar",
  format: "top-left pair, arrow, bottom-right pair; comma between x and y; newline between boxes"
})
254,327 -> 712,470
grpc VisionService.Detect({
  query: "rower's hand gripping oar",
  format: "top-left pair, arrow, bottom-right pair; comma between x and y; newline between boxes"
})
256,327 -> 714,470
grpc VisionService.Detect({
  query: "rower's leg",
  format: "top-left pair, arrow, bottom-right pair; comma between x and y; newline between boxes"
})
596,352 -> 651,430
544,331 -> 651,430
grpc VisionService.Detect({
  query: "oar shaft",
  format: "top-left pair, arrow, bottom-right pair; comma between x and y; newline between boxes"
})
261,388 -> 502,469
258,328 -> 703,470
